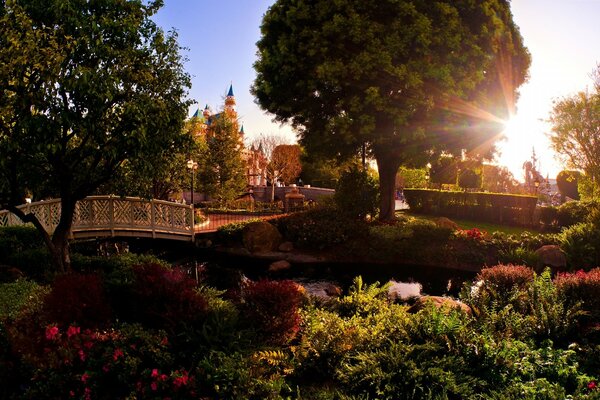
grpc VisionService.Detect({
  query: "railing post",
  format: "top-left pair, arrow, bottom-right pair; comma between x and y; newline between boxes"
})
109,195 -> 115,237
151,199 -> 156,239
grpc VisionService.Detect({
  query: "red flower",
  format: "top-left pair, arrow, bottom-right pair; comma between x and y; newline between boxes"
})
78,349 -> 86,362
45,325 -> 59,340
150,382 -> 158,391
151,368 -> 159,378
173,371 -> 189,388
81,373 -> 90,383
589,381 -> 597,390
67,326 -> 80,338
112,348 -> 124,361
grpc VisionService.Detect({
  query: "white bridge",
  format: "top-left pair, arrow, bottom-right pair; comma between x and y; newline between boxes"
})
0,196 -> 195,241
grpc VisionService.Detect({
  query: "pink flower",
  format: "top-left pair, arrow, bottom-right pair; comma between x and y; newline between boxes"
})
151,382 -> 158,391
81,373 -> 90,383
151,368 -> 159,378
78,349 -> 86,362
102,364 -> 110,373
45,325 -> 59,340
67,326 -> 80,338
84,341 -> 94,349
113,348 -> 124,361
589,381 -> 597,390
160,374 -> 168,382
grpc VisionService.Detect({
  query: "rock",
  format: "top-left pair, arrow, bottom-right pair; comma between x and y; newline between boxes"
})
278,241 -> 294,252
268,260 -> 291,272
534,245 -> 567,273
434,217 -> 459,231
0,265 -> 24,283
407,295 -> 471,315
242,221 -> 283,254
324,283 -> 343,297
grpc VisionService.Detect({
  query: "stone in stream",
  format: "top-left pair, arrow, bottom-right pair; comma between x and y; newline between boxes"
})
242,221 -> 282,253
268,260 -> 292,272
278,241 -> 294,252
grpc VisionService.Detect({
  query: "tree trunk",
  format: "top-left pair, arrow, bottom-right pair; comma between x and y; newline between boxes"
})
376,155 -> 402,222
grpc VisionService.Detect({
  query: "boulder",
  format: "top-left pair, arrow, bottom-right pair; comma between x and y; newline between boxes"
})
0,265 -> 24,283
324,284 -> 343,297
534,245 -> 567,273
242,221 -> 282,254
434,217 -> 459,231
407,296 -> 471,315
268,260 -> 292,272
278,241 -> 294,252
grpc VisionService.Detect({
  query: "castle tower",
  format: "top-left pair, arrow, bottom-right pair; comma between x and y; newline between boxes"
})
202,104 -> 211,119
224,84 -> 236,115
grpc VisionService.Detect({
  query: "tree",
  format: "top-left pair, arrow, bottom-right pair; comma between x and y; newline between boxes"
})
396,167 -> 428,189
458,169 -> 481,190
0,0 -> 191,272
549,89 -> 600,198
265,144 -> 302,202
198,115 -> 246,202
481,165 -> 520,193
253,0 -> 530,220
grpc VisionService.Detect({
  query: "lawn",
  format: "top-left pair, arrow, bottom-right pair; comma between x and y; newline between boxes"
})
399,211 -> 542,236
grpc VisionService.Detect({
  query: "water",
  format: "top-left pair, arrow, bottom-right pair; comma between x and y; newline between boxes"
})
186,250 -> 476,300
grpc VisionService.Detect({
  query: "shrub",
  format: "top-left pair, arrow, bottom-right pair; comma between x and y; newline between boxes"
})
275,206 -> 367,249
42,273 -> 112,329
0,280 -> 44,321
128,263 -> 208,333
0,226 -> 45,262
555,268 -> 600,324
7,248 -> 54,282
556,201 -> 597,228
477,264 -> 534,293
334,166 -> 379,220
216,218 -> 262,245
241,279 -> 304,345
558,222 -> 600,269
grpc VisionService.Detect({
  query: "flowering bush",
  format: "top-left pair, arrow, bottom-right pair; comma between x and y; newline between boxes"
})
14,323 -> 197,399
455,227 -> 487,241
476,264 -> 534,292
555,268 -> 600,324
43,273 -> 112,329
242,279 -> 304,345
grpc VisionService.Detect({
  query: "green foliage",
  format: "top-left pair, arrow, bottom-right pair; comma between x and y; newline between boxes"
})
198,115 -> 247,201
458,169 -> 481,190
556,200 -> 597,228
334,167 -> 379,220
0,279 -> 44,321
397,167 -> 428,189
403,189 -> 538,226
558,222 -> 600,269
0,226 -> 44,261
216,218 -> 262,245
275,206 -> 367,250
253,0 -> 530,220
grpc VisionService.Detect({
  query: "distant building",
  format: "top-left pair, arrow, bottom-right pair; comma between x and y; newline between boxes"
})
190,84 -> 267,186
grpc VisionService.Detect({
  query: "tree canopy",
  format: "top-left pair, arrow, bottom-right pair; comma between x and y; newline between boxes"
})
0,0 -> 191,271
253,0 -> 530,220
549,80 -> 600,198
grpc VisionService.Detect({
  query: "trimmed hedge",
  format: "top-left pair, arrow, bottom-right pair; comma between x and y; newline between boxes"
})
404,189 -> 537,226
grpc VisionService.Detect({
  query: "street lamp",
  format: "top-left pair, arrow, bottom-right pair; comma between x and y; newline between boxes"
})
187,159 -> 198,206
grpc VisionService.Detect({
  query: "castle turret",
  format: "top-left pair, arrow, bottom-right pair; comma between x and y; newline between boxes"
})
203,104 -> 211,119
225,83 -> 236,112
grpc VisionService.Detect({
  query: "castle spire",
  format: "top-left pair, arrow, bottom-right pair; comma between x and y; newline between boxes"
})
227,83 -> 234,97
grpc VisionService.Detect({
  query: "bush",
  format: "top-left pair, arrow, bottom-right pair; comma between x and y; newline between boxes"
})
556,201 -> 598,228
128,263 -> 208,333
216,218 -> 262,245
477,264 -> 534,293
558,222 -> 600,269
0,226 -> 45,261
42,273 -> 112,329
0,280 -> 44,321
334,166 -> 379,220
241,279 -> 304,345
555,268 -> 600,324
275,206 -> 367,249
7,248 -> 54,282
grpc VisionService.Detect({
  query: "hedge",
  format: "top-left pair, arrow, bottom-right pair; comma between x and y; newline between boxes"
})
403,189 -> 537,226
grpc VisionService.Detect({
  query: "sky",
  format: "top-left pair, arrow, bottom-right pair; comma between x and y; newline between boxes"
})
153,0 -> 600,182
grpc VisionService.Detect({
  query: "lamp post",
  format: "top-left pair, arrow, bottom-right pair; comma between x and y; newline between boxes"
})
187,159 -> 198,207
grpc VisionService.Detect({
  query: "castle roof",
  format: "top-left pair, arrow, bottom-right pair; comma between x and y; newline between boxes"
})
227,84 -> 234,97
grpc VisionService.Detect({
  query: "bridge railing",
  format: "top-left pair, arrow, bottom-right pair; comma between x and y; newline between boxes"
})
0,196 -> 194,240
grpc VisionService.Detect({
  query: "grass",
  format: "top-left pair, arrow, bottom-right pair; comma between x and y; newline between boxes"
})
398,211 -> 542,236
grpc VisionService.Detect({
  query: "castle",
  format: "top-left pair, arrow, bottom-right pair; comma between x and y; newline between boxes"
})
190,84 -> 267,187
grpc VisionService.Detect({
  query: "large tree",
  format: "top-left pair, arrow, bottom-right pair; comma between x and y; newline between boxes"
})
253,0 -> 530,220
0,0 -> 191,272
549,89 -> 600,198
198,115 -> 247,202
